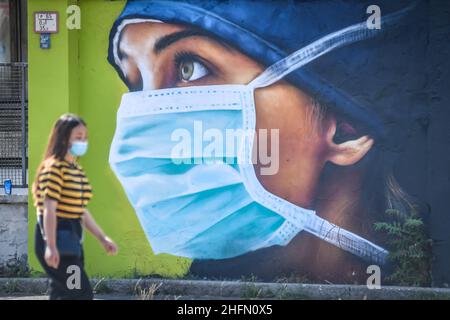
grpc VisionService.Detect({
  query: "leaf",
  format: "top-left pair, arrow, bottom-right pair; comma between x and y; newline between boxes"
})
374,208 -> 432,286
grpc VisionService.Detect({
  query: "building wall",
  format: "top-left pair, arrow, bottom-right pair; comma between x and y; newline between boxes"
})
0,195 -> 27,275
27,0 -> 190,278
26,0 -> 450,285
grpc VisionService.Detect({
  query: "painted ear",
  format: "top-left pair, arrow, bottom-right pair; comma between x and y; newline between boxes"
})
325,117 -> 374,166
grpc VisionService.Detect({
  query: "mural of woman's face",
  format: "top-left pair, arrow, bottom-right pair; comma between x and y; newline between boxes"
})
118,22 -> 374,210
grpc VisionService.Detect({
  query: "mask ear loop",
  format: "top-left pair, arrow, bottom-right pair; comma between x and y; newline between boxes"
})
243,2 -> 417,265
247,1 -> 417,90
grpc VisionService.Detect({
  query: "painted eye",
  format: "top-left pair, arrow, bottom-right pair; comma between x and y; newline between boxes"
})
179,60 -> 209,82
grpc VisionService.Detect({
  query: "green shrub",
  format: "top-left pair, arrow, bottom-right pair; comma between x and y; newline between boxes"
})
374,207 -> 432,287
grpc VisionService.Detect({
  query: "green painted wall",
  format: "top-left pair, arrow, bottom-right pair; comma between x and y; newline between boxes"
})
28,0 -> 191,278
27,0 -> 74,275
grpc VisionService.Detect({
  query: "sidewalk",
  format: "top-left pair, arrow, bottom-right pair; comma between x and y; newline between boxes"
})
1,278 -> 450,300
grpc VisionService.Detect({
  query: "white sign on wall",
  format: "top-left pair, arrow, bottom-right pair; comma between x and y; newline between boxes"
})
34,12 -> 59,34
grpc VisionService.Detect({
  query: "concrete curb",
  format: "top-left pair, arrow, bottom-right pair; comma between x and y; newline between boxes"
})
1,278 -> 450,299
0,195 -> 28,204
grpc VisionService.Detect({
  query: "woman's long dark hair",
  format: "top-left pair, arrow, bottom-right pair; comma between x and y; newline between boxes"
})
32,114 -> 86,203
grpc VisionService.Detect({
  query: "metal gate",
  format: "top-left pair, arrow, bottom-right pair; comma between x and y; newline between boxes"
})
0,62 -> 28,188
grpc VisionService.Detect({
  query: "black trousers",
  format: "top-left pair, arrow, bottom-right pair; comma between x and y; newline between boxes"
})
34,218 -> 93,300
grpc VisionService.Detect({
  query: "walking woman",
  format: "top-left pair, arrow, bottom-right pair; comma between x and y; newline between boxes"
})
32,113 -> 118,300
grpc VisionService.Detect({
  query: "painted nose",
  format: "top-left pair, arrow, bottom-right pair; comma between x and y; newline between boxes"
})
137,61 -> 158,91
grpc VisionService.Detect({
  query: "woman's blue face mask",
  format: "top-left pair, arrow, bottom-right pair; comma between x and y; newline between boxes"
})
70,140 -> 88,157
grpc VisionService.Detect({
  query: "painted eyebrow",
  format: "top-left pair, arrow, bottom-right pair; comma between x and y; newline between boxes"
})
153,29 -> 232,54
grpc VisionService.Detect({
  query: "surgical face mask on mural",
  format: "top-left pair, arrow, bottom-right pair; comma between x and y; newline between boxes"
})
70,140 -> 88,157
108,10 -> 409,265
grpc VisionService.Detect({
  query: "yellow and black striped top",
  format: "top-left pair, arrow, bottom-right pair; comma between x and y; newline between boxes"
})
34,158 -> 93,219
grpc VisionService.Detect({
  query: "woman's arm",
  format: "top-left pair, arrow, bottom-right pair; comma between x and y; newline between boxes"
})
82,209 -> 118,255
43,198 -> 60,269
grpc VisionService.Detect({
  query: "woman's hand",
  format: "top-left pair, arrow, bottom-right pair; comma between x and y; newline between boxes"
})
44,246 -> 60,269
100,236 -> 118,256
